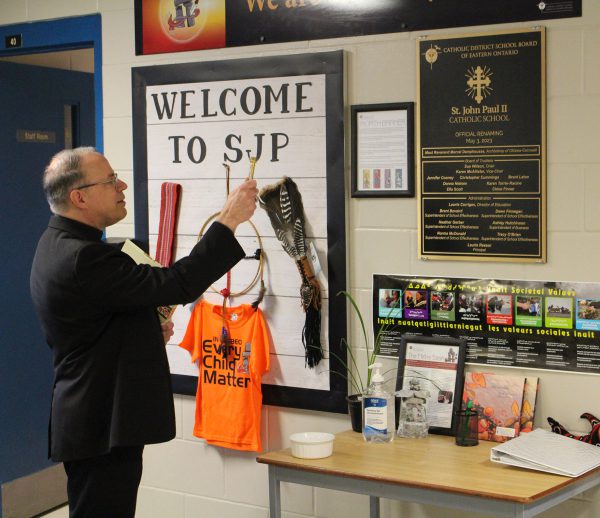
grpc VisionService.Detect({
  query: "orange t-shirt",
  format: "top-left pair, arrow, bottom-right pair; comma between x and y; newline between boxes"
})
179,300 -> 270,451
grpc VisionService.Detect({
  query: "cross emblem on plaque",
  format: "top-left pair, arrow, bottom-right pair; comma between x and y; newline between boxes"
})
466,66 -> 492,104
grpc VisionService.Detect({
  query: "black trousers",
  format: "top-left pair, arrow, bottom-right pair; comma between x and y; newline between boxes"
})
63,446 -> 144,518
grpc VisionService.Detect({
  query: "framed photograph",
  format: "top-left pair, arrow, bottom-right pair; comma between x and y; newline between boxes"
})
351,102 -> 414,198
395,334 -> 466,436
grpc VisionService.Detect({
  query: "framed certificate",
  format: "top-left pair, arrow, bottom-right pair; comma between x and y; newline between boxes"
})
351,102 -> 414,198
395,334 -> 466,436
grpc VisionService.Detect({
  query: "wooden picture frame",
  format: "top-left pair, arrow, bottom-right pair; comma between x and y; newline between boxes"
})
351,102 -> 414,198
395,334 -> 466,436
131,51 -> 348,414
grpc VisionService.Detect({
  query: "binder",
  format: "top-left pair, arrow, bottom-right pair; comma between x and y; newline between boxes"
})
491,428 -> 600,477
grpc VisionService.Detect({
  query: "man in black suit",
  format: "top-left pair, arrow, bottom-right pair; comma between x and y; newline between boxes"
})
30,147 -> 257,517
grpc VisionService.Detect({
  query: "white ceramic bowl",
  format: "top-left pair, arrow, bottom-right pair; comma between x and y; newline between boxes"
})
289,432 -> 335,459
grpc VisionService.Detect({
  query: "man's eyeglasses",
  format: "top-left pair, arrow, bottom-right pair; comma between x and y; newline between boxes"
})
74,173 -> 119,191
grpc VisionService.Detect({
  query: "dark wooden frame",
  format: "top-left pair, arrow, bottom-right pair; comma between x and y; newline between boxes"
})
351,102 -> 414,198
395,334 -> 466,436
131,51 -> 348,414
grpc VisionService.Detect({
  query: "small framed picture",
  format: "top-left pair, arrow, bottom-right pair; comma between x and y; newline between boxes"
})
395,334 -> 466,436
351,102 -> 414,198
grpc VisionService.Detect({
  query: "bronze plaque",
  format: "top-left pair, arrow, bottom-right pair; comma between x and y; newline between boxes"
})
418,28 -> 545,262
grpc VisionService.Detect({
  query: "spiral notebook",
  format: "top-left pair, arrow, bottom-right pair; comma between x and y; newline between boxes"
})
491,428 -> 600,477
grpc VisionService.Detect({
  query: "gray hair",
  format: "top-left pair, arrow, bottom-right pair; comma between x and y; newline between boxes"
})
43,147 -> 96,212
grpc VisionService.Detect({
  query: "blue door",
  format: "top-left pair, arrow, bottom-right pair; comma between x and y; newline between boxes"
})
0,60 -> 94,512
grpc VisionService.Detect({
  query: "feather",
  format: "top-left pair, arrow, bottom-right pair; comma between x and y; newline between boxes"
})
294,218 -> 306,257
275,228 -> 297,258
259,177 -> 307,260
280,184 -> 292,223
259,178 -> 287,229
283,178 -> 306,244
259,176 -> 323,368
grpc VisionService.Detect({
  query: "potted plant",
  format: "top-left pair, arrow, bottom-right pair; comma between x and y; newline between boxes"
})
331,291 -> 443,434
332,291 -> 397,432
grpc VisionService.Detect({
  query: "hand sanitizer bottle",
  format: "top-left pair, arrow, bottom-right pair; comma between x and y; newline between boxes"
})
362,363 -> 394,443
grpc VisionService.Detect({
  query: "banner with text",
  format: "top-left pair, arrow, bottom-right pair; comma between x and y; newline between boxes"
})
135,0 -> 580,55
374,274 -> 600,375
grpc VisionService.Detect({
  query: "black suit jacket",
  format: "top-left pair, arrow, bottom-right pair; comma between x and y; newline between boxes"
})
30,215 -> 244,462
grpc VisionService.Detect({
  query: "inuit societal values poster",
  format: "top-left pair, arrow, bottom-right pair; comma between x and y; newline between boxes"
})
374,274 -> 600,376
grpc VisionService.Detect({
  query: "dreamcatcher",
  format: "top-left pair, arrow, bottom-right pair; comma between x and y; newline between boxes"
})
197,157 -> 265,357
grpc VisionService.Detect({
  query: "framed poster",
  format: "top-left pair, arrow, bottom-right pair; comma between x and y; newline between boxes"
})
351,102 -> 414,198
417,28 -> 546,262
395,334 -> 466,436
374,273 -> 600,377
131,51 -> 348,413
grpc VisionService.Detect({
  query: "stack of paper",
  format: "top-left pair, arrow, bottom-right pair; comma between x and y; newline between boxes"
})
491,428 -> 600,477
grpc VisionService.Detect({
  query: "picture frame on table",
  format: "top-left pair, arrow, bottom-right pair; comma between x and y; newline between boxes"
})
395,334 -> 466,436
351,102 -> 414,198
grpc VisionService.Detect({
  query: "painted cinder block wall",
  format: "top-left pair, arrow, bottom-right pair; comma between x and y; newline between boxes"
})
2,1 -> 600,516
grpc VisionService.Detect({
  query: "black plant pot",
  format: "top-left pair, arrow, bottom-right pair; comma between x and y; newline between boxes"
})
346,394 -> 362,433
347,393 -> 402,434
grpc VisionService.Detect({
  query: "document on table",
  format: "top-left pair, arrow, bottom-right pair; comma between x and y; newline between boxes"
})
491,428 -> 600,477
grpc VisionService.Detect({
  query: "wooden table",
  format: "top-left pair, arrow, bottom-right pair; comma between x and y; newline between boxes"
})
257,430 -> 600,517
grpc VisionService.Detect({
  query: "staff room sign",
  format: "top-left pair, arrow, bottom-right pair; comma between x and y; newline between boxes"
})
417,28 -> 546,262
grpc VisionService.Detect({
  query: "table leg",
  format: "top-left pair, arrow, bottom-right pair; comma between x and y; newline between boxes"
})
268,466 -> 282,518
370,495 -> 380,518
